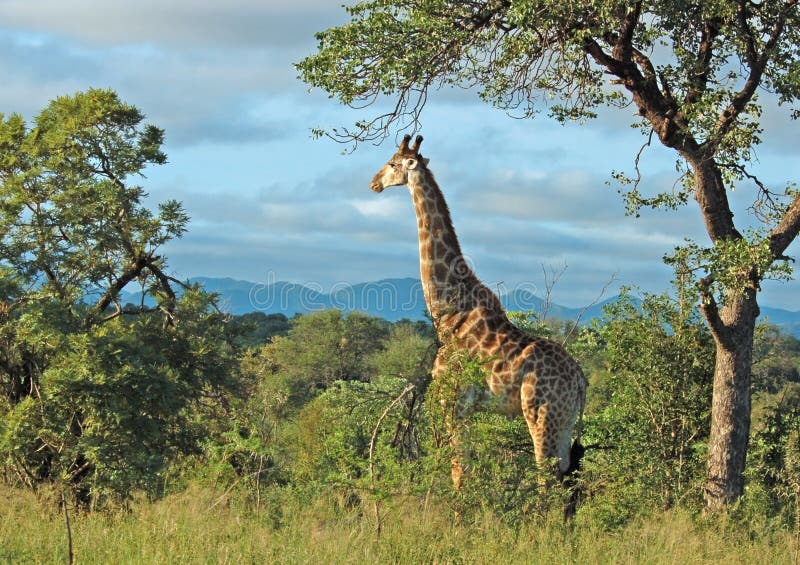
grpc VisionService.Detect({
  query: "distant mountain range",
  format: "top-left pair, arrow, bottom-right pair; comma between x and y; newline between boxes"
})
121,276 -> 800,337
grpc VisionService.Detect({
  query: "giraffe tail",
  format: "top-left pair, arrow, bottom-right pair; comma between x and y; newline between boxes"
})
563,371 -> 589,521
575,370 -> 588,446
564,370 -> 588,480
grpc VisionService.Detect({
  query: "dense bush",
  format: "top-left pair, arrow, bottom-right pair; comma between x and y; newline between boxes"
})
0,290 -> 239,508
577,289 -> 715,526
746,388 -> 800,529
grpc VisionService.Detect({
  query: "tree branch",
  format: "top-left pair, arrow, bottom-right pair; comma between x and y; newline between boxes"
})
697,275 -> 731,346
718,160 -> 785,223
584,28 -> 694,155
611,2 -> 642,62
769,191 -> 800,260
147,262 -> 180,327
100,304 -> 162,324
87,253 -> 150,326
369,383 -> 416,482
563,272 -> 617,345
711,2 -> 791,150
685,18 -> 720,105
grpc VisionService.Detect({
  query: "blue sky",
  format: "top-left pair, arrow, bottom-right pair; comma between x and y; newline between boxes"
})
1,1 -> 798,310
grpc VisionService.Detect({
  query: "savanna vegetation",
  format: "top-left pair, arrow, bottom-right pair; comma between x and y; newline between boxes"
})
2,36 -> 800,564
2,272 -> 799,562
298,0 -> 800,512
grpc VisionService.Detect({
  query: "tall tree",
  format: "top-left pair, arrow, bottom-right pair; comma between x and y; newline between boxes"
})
297,1 -> 800,510
0,88 -> 186,330
0,90 -> 237,505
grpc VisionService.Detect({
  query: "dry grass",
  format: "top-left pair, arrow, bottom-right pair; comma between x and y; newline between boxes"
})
1,483 -> 796,564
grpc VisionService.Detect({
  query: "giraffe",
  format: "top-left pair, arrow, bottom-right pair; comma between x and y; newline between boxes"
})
370,134 -> 587,490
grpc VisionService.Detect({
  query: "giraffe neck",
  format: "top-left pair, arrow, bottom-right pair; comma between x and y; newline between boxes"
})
407,168 -> 507,334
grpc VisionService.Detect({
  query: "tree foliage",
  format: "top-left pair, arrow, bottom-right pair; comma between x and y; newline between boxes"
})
250,309 -> 391,406
579,288 -> 714,523
0,90 -> 238,507
229,314 -> 435,513
747,391 -> 800,528
752,324 -> 800,395
0,89 -> 187,326
226,312 -> 291,349
1,291 -> 238,507
299,1 -> 800,157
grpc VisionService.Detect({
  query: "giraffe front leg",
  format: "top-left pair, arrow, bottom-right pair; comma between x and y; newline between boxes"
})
431,349 -> 476,493
450,432 -> 465,492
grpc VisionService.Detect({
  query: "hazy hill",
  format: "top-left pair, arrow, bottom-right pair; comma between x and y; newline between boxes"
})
120,276 -> 800,337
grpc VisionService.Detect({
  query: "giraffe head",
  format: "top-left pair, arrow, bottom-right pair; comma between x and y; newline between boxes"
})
370,134 -> 429,193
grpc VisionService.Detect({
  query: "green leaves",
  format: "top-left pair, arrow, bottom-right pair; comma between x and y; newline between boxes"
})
34,89 -> 166,177
299,1 -> 800,146
257,310 -> 391,403
666,231 -> 794,305
747,391 -> 800,525
0,88 -> 186,320
0,90 -> 235,508
0,292 -> 239,507
580,287 -> 714,519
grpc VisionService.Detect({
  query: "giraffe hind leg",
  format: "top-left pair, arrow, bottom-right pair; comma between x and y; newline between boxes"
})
522,401 -> 573,480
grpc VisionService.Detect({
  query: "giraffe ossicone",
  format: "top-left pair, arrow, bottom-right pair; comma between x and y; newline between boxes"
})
370,134 -> 587,487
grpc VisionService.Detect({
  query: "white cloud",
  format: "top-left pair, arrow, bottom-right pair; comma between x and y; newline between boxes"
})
0,1 -> 342,48
0,2 -> 797,310
349,197 -> 405,218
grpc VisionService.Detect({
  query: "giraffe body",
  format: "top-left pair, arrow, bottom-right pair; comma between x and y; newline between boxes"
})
371,135 -> 587,480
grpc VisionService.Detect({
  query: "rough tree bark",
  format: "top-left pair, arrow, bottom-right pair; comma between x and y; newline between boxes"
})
701,289 -> 759,508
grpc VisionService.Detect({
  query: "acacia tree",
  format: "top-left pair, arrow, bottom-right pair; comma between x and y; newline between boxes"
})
0,89 -> 187,323
0,89 -> 238,505
297,1 -> 800,510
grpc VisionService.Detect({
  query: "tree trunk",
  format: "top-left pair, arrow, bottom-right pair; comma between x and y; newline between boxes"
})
704,290 -> 759,511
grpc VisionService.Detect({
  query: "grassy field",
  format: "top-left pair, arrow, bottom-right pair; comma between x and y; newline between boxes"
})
1,484 -> 797,564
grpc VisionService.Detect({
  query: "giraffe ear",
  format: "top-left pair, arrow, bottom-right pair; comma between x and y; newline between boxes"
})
422,157 -> 430,166
405,158 -> 418,170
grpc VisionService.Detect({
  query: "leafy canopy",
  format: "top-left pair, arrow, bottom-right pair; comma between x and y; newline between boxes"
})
299,0 -> 800,318
0,90 -> 239,507
0,88 -> 188,325
299,1 -> 800,153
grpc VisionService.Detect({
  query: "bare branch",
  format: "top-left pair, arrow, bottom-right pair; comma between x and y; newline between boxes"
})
563,272 -> 618,345
718,160 -> 786,223
631,127 -> 655,194
538,262 -> 568,322
369,383 -> 416,482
